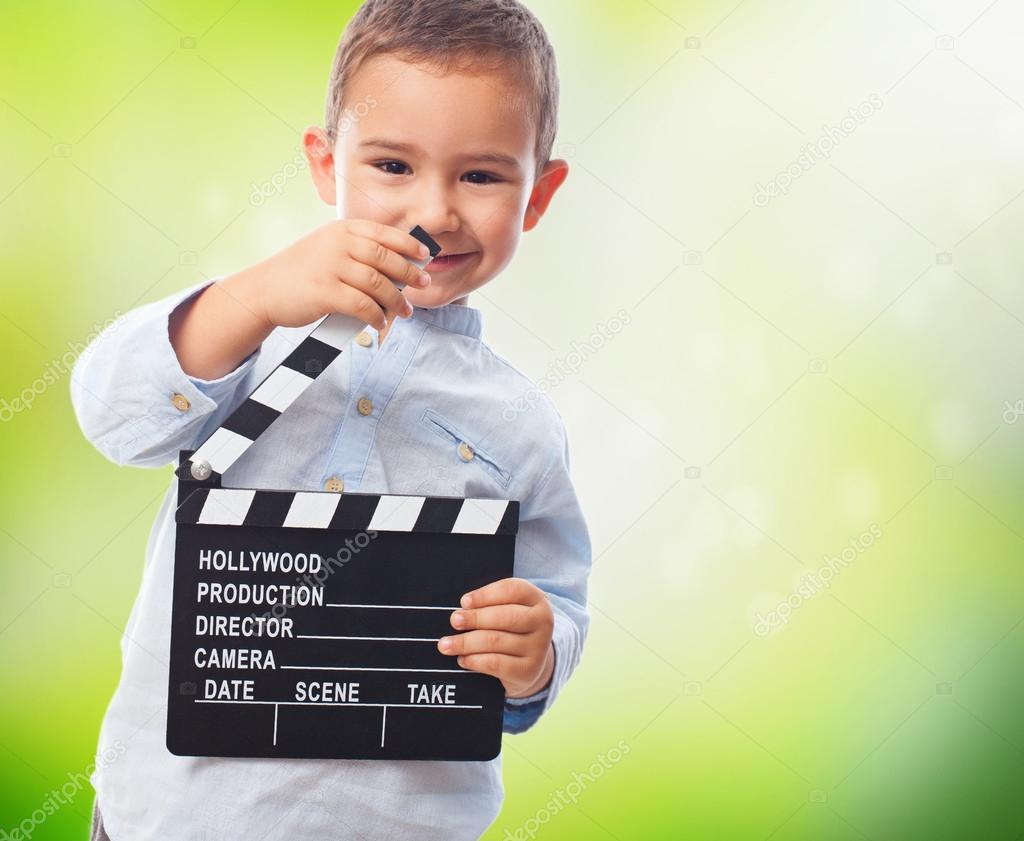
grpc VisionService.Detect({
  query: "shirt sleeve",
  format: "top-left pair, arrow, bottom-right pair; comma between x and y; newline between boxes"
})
503,418 -> 591,734
70,277 -> 263,469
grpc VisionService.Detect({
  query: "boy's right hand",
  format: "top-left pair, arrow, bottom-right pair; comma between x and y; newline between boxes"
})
251,219 -> 433,332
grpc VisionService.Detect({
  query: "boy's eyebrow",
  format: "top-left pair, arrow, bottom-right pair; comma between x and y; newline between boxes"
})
359,137 -> 522,170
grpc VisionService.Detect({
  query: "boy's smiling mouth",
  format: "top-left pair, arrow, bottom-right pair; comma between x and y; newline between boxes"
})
426,251 -> 478,272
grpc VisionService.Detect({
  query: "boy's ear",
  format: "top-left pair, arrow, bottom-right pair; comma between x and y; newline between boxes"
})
303,126 -> 337,206
523,159 -> 569,232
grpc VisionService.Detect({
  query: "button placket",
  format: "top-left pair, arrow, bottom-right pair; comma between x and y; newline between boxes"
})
318,317 -> 426,492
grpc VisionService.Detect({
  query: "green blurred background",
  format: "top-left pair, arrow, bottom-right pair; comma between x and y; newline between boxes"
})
2,0 -> 1023,838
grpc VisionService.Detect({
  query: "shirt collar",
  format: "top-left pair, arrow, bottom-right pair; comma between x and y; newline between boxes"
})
409,301 -> 483,340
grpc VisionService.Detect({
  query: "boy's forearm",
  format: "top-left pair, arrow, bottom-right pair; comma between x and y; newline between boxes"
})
169,266 -> 273,381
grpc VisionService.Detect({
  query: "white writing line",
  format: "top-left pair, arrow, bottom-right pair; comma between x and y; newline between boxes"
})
381,707 -> 387,748
282,665 -> 476,674
297,634 -> 440,642
196,700 -> 483,709
325,603 -> 458,610
273,703 -> 278,746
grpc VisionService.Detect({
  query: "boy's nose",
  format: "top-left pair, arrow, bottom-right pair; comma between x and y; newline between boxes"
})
408,185 -> 460,235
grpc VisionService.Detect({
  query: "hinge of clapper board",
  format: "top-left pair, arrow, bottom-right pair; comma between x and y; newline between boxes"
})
172,225 -> 441,497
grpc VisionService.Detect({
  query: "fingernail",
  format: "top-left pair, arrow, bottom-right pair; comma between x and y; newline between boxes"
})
451,612 -> 465,628
420,271 -> 431,285
403,301 -> 414,317
439,637 -> 452,651
419,244 -> 429,257
461,594 -> 472,608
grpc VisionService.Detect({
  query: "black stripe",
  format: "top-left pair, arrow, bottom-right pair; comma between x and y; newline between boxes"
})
412,497 -> 463,533
328,493 -> 381,531
221,399 -> 280,442
497,500 -> 519,535
280,336 -> 342,377
175,488 -> 211,524
242,490 -> 295,528
410,225 -> 442,258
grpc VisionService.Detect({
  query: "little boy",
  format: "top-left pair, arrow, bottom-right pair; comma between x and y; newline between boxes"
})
71,1 -> 591,838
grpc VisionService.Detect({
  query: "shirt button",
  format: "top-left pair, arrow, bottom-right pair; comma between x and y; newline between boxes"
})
324,476 -> 344,493
170,393 -> 191,412
355,331 -> 373,347
357,397 -> 373,416
458,441 -> 474,461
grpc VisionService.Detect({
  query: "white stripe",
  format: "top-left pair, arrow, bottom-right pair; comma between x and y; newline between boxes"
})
250,366 -> 314,413
192,427 -> 254,475
283,491 -> 341,529
452,499 -> 509,534
368,495 -> 425,532
198,488 -> 256,525
313,313 -> 365,351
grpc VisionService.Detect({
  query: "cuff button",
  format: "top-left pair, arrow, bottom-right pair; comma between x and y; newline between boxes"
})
171,393 -> 191,412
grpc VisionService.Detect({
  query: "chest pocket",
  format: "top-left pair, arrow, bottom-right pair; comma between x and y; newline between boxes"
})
419,407 -> 513,490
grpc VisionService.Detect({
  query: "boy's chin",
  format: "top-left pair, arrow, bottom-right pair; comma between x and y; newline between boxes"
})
407,282 -> 465,310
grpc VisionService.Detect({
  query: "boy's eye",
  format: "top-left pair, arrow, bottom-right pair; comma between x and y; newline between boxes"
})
463,171 -> 501,185
374,160 -> 409,175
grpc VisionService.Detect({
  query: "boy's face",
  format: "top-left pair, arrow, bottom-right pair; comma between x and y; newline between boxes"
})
305,54 -> 568,308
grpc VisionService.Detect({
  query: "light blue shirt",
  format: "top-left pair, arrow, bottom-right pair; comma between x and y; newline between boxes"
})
70,276 -> 591,841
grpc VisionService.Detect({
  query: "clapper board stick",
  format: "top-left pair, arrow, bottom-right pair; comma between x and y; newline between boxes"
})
167,223 -> 520,760
176,225 -> 441,484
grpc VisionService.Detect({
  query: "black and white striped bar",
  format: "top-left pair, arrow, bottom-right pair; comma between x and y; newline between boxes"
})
183,225 -> 441,480
176,487 -> 518,536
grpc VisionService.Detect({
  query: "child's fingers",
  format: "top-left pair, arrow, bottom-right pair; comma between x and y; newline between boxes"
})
454,652 -> 523,681
460,578 -> 541,610
344,218 -> 433,263
438,628 -> 530,657
322,280 -> 389,331
348,233 -> 432,290
450,604 -> 533,634
333,256 -> 416,320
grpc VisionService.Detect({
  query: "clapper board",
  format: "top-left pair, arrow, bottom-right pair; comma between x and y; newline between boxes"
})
167,227 -> 520,761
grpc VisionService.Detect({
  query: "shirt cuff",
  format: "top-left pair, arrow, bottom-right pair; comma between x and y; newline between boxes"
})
102,279 -> 262,463
502,637 -> 561,734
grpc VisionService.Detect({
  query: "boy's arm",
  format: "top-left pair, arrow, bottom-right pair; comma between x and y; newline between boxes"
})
168,264 -> 272,381
503,421 -> 591,734
70,276 -> 266,468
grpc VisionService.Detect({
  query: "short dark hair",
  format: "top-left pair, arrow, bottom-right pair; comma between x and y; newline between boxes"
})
325,0 -> 559,170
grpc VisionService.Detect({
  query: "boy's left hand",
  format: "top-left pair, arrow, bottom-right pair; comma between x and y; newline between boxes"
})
438,577 -> 555,699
